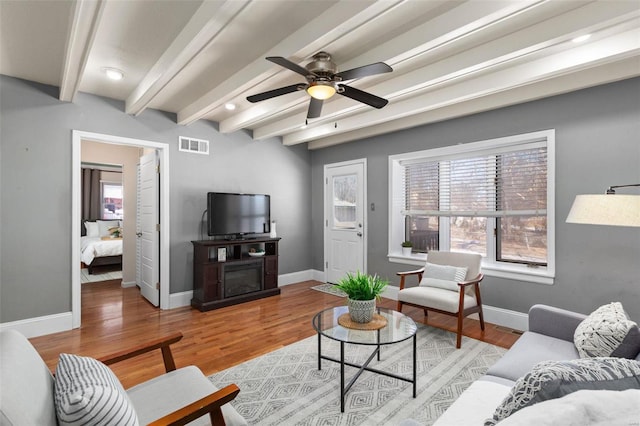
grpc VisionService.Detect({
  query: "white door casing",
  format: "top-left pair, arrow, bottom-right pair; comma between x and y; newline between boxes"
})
324,159 -> 367,284
138,151 -> 160,306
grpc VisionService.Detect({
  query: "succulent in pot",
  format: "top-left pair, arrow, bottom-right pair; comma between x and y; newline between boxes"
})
401,240 -> 413,256
335,271 -> 388,323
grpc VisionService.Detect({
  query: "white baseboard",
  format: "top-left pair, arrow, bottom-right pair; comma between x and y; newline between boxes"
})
0,312 -> 73,338
121,281 -> 137,288
383,285 -> 528,332
278,269 -> 315,286
483,305 -> 528,332
169,291 -> 193,309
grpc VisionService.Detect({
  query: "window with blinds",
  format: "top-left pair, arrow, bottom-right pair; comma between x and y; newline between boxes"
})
389,130 -> 555,279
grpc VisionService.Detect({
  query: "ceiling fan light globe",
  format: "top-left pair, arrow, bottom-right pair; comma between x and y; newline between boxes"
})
307,83 -> 336,100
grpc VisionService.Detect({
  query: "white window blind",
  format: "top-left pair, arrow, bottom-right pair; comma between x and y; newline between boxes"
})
402,144 -> 547,217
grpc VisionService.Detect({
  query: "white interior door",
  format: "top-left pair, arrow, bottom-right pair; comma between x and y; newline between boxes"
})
324,159 -> 366,284
138,151 -> 159,306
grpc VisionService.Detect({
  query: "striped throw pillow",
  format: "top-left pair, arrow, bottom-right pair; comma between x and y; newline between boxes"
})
54,353 -> 139,426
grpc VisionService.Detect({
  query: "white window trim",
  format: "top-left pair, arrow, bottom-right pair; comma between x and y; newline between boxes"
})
388,129 -> 555,285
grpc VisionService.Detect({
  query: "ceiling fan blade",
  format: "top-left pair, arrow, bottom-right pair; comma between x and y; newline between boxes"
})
307,97 -> 323,119
266,56 -> 312,77
334,62 -> 392,81
338,84 -> 388,109
246,84 -> 302,103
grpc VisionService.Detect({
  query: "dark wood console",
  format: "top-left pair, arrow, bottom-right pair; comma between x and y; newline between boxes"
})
191,237 -> 281,311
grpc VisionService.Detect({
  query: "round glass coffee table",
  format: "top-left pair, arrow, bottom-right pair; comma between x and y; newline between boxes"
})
312,306 -> 418,412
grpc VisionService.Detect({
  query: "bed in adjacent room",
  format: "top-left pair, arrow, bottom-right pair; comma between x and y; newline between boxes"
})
82,220 -> 123,274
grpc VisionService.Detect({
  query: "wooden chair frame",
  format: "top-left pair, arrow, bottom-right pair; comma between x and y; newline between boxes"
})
396,267 -> 485,348
97,332 -> 239,426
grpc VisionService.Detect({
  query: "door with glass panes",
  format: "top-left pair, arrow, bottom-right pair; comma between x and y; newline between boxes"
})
324,159 -> 366,283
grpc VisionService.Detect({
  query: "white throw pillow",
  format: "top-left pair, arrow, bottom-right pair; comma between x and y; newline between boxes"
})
54,353 -> 139,426
97,220 -> 120,237
574,302 -> 640,358
419,263 -> 468,291
84,221 -> 99,237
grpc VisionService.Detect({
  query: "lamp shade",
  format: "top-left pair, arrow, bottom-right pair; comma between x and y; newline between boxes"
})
566,194 -> 640,227
306,82 -> 336,100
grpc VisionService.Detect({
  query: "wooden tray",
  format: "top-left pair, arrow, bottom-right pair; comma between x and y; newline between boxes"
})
338,313 -> 388,330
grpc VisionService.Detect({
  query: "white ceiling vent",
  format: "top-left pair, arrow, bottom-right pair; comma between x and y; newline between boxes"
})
178,136 -> 209,155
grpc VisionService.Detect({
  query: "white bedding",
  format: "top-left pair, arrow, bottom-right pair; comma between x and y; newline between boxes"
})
81,236 -> 123,265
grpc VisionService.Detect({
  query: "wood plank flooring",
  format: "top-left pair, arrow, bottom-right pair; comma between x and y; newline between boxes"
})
30,280 -> 521,389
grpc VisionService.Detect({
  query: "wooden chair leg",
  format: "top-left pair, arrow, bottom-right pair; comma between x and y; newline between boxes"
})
423,308 -> 428,317
397,301 -> 403,312
478,307 -> 485,331
456,311 -> 464,349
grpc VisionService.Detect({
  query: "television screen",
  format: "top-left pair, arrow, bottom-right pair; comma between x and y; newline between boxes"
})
207,192 -> 270,237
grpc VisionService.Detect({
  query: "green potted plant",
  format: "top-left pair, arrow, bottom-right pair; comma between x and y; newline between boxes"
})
401,240 -> 413,256
335,271 -> 388,323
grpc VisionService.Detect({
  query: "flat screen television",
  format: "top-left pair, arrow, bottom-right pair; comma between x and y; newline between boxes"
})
207,192 -> 270,238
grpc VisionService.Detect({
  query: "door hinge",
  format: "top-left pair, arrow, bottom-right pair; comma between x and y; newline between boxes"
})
156,165 -> 160,173
326,219 -> 328,227
325,261 -> 328,269
156,224 -> 160,232
156,282 -> 160,290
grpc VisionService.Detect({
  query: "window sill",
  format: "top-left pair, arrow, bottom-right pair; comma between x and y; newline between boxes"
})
388,253 -> 554,285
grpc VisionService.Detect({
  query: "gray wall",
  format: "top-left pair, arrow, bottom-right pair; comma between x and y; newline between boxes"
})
0,75 -> 312,322
311,78 -> 640,321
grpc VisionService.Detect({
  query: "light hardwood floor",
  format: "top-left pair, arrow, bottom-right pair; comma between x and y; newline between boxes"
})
30,280 -> 521,389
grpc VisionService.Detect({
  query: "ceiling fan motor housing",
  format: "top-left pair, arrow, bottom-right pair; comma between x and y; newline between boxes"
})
306,51 -> 337,80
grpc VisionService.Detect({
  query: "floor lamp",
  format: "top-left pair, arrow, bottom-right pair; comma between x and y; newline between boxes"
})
566,184 -> 640,227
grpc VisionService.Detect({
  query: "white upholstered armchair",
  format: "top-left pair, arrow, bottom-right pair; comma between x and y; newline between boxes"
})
396,251 -> 485,348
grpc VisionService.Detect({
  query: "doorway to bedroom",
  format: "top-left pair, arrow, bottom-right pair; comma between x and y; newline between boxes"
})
71,130 -> 170,330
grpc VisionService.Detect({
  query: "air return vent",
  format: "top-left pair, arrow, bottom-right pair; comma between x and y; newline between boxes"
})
178,136 -> 209,155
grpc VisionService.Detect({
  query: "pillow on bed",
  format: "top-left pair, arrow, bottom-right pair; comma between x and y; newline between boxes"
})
84,221 -> 99,237
97,220 -> 120,237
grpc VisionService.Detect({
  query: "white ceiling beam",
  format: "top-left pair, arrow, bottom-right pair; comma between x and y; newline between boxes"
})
179,0 -> 403,127
235,0 -> 551,138
255,2 -> 639,141
308,57 -> 640,150
284,28 -> 640,145
59,0 -> 104,102
125,0 -> 251,116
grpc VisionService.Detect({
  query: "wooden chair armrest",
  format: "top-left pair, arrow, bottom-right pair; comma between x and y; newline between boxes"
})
457,273 -> 484,287
396,267 -> 425,277
147,383 -> 241,426
397,267 -> 424,290
98,332 -> 183,372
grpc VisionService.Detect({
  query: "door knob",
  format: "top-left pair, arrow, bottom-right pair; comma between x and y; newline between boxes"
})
357,232 -> 363,237
136,232 -> 142,237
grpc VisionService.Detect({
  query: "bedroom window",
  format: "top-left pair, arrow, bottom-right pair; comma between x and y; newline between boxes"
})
389,129 -> 555,284
102,182 -> 123,220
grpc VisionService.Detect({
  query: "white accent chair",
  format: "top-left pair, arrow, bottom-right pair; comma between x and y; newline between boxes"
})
0,329 -> 246,425
396,250 -> 485,348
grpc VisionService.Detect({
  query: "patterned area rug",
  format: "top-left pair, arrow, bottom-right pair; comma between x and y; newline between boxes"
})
310,283 -> 347,297
209,325 -> 506,425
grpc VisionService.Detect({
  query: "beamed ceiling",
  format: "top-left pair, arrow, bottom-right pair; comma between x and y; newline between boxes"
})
1,0 -> 639,149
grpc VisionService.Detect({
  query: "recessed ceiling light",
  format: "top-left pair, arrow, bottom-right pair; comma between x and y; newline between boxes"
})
224,103 -> 236,111
103,67 -> 124,81
572,34 -> 591,43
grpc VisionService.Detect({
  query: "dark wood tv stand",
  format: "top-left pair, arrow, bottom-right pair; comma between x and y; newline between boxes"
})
191,237 -> 281,311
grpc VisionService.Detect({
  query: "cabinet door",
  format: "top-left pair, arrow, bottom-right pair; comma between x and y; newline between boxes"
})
203,263 -> 221,301
264,256 -> 278,290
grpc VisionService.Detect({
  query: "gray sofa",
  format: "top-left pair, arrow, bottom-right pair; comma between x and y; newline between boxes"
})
431,304 -> 640,425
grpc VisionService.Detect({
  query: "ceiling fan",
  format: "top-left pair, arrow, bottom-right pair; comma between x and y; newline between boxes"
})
246,51 -> 393,119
